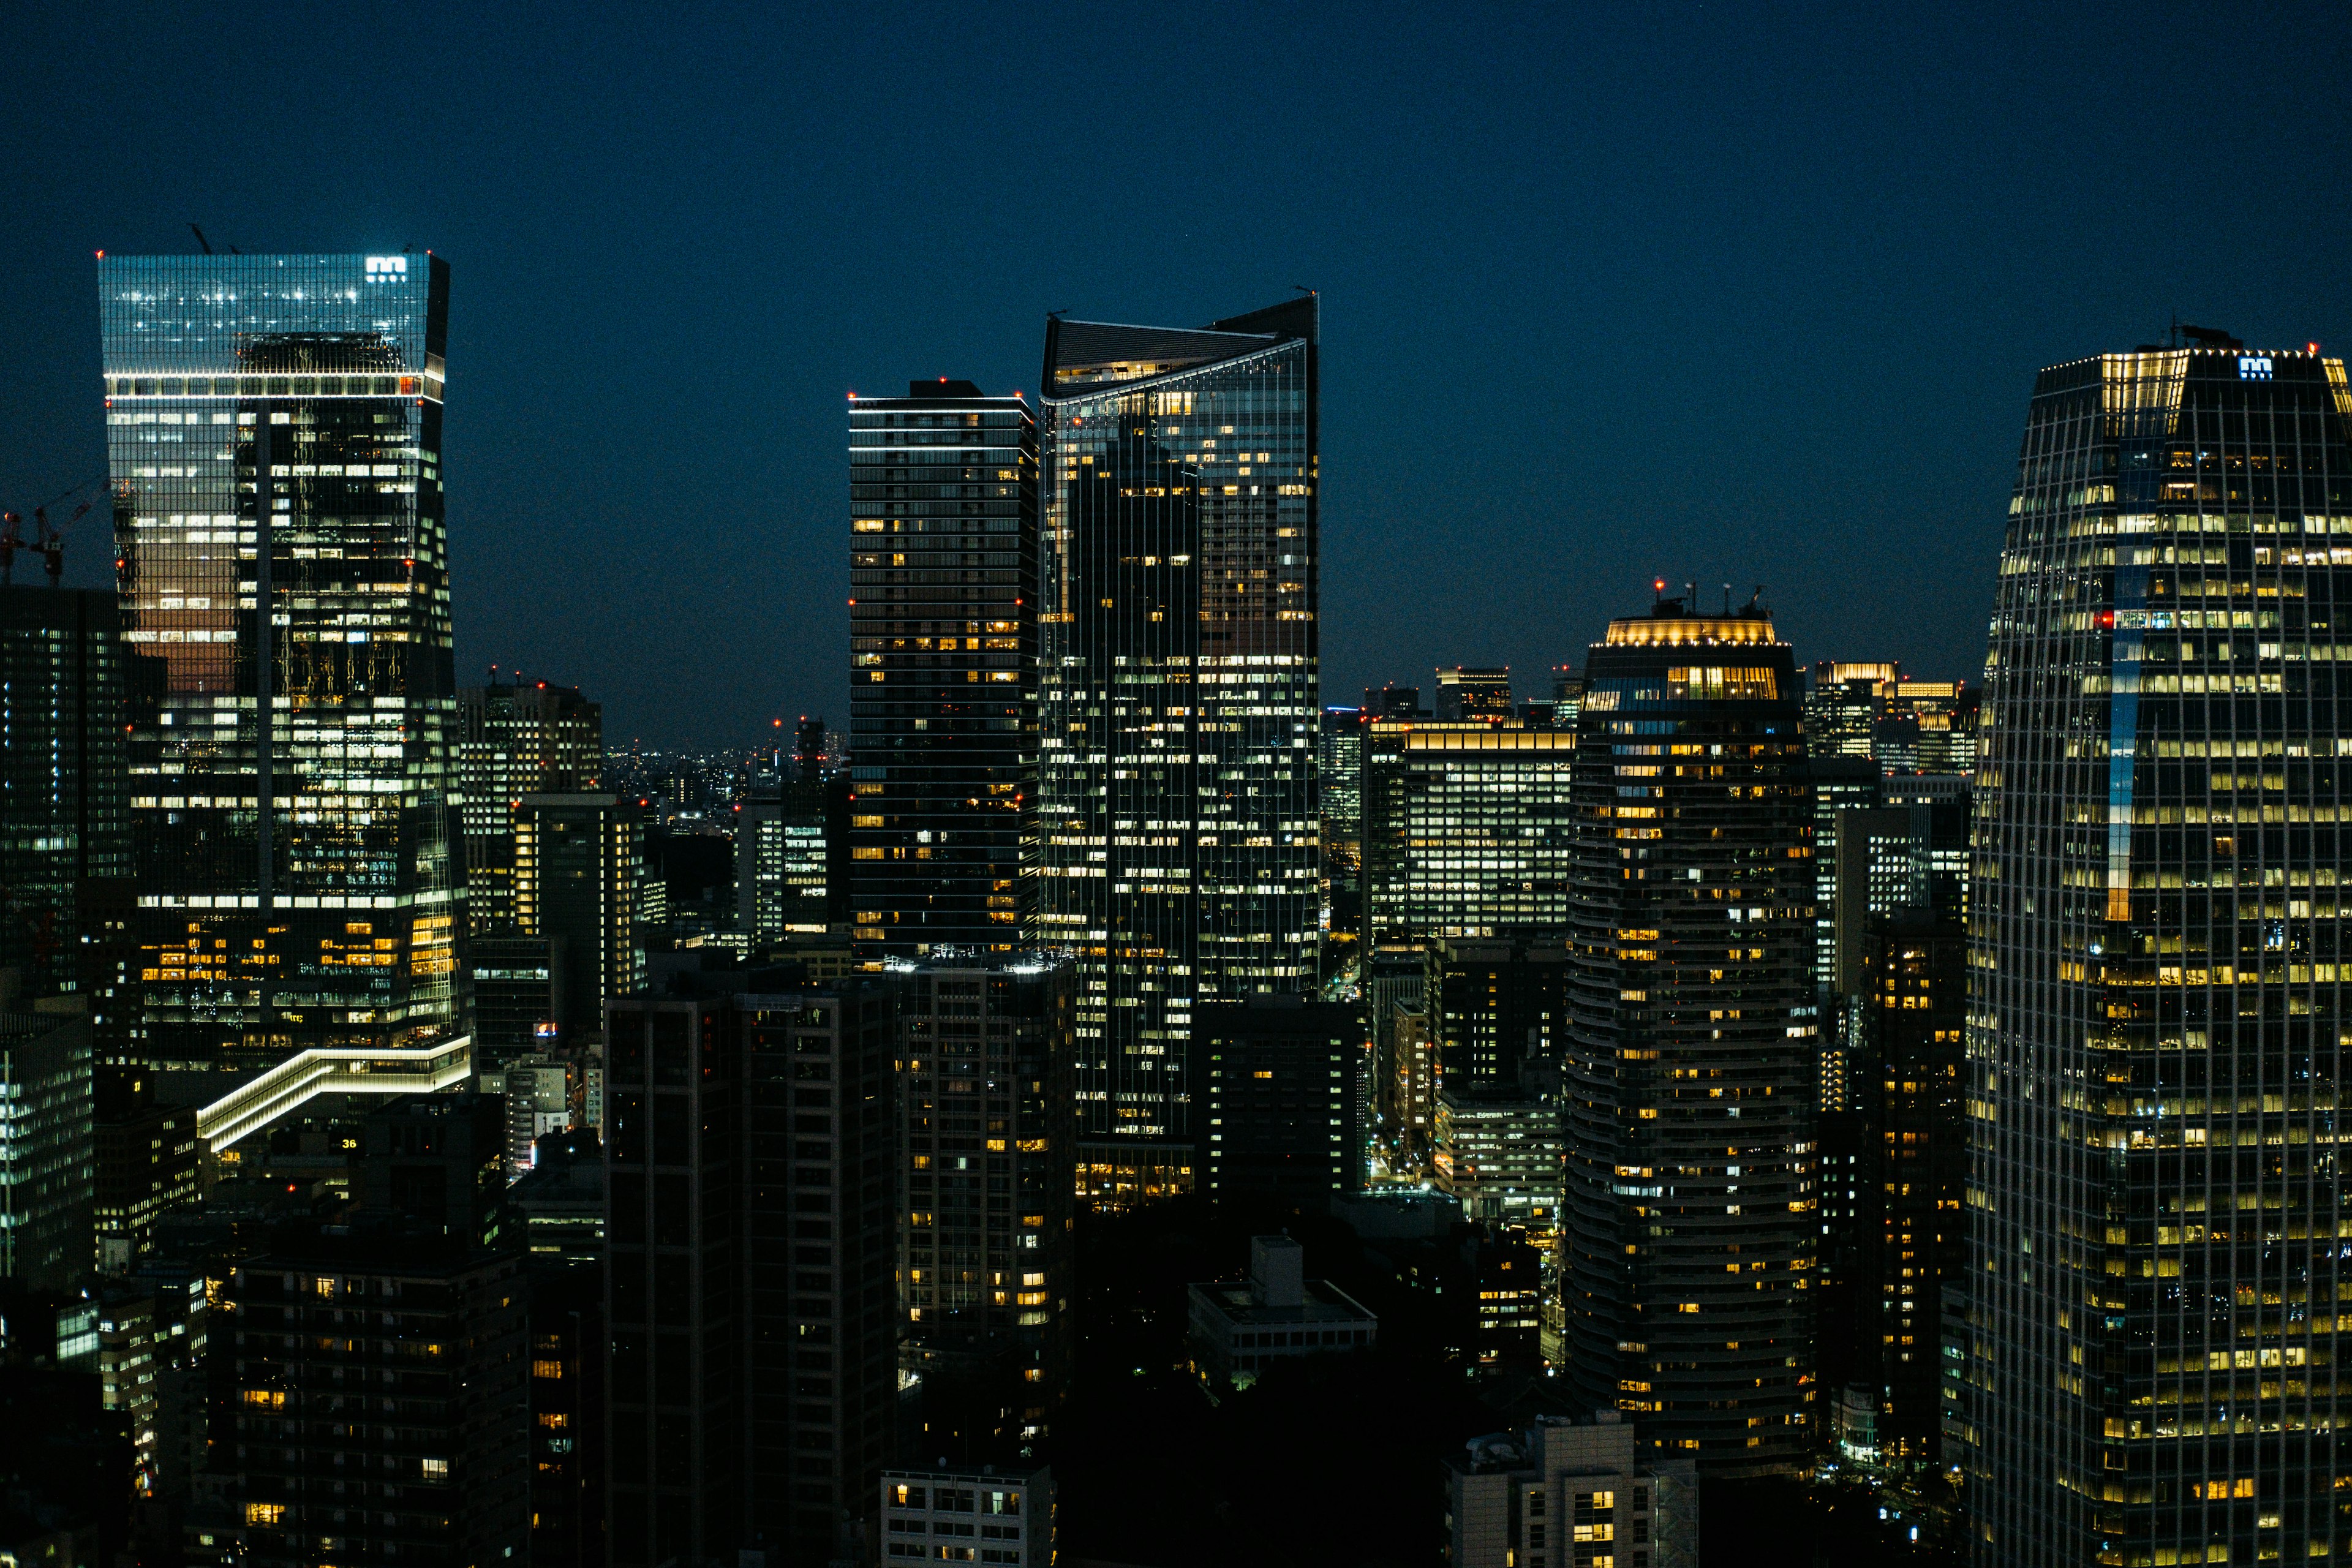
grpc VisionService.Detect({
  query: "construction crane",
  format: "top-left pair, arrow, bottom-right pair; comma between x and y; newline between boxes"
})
1,497 -> 96,587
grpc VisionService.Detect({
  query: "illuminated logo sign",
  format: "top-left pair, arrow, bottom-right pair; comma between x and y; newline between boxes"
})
2239,356 -> 2274,380
363,255 -> 409,278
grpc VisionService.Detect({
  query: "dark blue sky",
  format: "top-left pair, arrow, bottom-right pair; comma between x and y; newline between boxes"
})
7,4 -> 2348,745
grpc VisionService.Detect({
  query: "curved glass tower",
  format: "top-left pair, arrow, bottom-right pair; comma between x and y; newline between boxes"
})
1034,299 -> 1319,1199
99,252 -> 458,1077
1966,344 -> 2352,1566
1558,599 -> 1818,1474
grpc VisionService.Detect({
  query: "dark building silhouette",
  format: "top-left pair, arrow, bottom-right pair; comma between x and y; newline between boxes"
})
895,958 -> 1077,1461
92,1067 -> 199,1275
1193,995 -> 1366,1199
0,587 -> 130,999
604,973 -> 898,1566
1558,597 -> 1817,1475
846,380 -> 1038,960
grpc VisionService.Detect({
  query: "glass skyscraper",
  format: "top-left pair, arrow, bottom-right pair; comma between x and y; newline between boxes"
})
1964,342 -> 2352,1565
99,252 -> 457,1075
1035,299 -> 1319,1198
1558,598 -> 1817,1474
847,380 -> 1038,959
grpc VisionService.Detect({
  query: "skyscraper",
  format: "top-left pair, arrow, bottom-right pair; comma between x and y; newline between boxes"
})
513,793 -> 643,1047
1435,665 -> 1515,722
99,251 -> 458,1076
456,676 -> 601,933
847,380 -> 1038,960
0,587 -> 130,998
1964,341 -> 2352,1564
1034,299 -> 1320,1198
1558,596 -> 1816,1474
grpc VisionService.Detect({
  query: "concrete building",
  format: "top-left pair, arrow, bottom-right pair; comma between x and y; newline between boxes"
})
1185,1234 -> 1376,1391
880,1465 -> 1053,1568
1433,1088 -> 1562,1234
1444,1411 -> 1698,1568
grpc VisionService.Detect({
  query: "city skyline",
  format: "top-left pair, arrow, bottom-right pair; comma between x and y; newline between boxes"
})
8,9 -> 2347,747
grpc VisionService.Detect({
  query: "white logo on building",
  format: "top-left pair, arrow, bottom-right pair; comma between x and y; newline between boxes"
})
2239,356 -> 2273,380
364,256 -> 409,277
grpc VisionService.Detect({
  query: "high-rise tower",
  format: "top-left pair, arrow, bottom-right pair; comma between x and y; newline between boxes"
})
1964,341 -> 2352,1564
99,252 -> 457,1077
456,677 -> 601,933
1034,299 -> 1319,1199
1558,597 -> 1817,1474
847,380 -> 1038,960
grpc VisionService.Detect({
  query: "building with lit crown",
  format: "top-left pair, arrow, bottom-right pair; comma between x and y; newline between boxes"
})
100,251 -> 458,1077
1558,597 -> 1816,1474
1033,300 -> 1320,1199
1963,339 -> 2352,1566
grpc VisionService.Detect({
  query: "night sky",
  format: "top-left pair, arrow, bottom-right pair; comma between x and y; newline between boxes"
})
6,4 -> 2348,746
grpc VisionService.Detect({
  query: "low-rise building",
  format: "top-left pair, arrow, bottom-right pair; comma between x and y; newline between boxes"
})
880,1465 -> 1052,1567
1185,1234 -> 1376,1392
1444,1411 -> 1698,1568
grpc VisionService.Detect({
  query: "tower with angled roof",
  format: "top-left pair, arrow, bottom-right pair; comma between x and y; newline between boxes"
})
1034,299 -> 1321,1200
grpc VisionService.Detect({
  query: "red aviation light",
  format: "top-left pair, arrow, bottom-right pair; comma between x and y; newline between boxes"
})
2097,611 -> 2116,630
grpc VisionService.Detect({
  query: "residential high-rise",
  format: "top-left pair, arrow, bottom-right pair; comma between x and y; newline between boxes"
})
605,973 -> 899,1566
1360,720 -> 1578,948
1435,666 -> 1514,722
1964,341 -> 2352,1565
0,587 -> 130,997
1035,299 -> 1320,1199
895,959 -> 1077,1458
100,251 -> 459,1076
846,380 -> 1038,960
513,792 -> 643,1046
456,677 -> 601,932
1558,597 -> 1816,1474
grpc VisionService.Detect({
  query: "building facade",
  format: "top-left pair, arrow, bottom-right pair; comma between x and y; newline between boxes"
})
880,1466 -> 1054,1568
0,998 -> 95,1286
1193,995 -> 1365,1199
456,677 -> 601,933
513,793 -> 643,1046
1444,1412 -> 1699,1568
1034,300 -> 1320,1198
1557,598 -> 1817,1474
894,959 -> 1077,1458
847,380 -> 1038,960
1964,342 -> 2352,1565
100,251 -> 459,1075
1361,722 -> 1577,948
0,587 -> 130,998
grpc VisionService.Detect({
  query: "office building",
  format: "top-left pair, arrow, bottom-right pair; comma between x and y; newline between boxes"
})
1365,684 -> 1427,721
507,1126 -> 603,1267
605,974 -> 899,1566
1873,679 -> 1977,778
1034,299 -> 1320,1199
526,1226 -> 605,1568
1361,721 -> 1578,948
1551,666 -> 1586,731
1963,340 -> 2352,1564
895,959 -> 1077,1457
880,1466 -> 1054,1568
0,587 -> 130,997
1185,1234 -> 1376,1391
1193,995 -> 1365,1199
0,997 -> 94,1286
513,792 -> 644,1046
1319,706 -> 1365,954
1444,1411 -> 1699,1568
92,1067 -> 200,1275
466,926 -> 554,1071
214,1225 -> 530,1563
500,1055 -> 571,1175
1424,936 -> 1569,1095
1807,755 -> 1880,1015
847,380 -> 1038,960
1804,661 -> 1896,761
100,251 -> 459,1075
1558,596 -> 1816,1474
1436,666 -> 1515,722
1433,1088 -> 1564,1233
1363,945 -> 1430,1168
737,779 -> 832,943
456,676 -> 601,932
